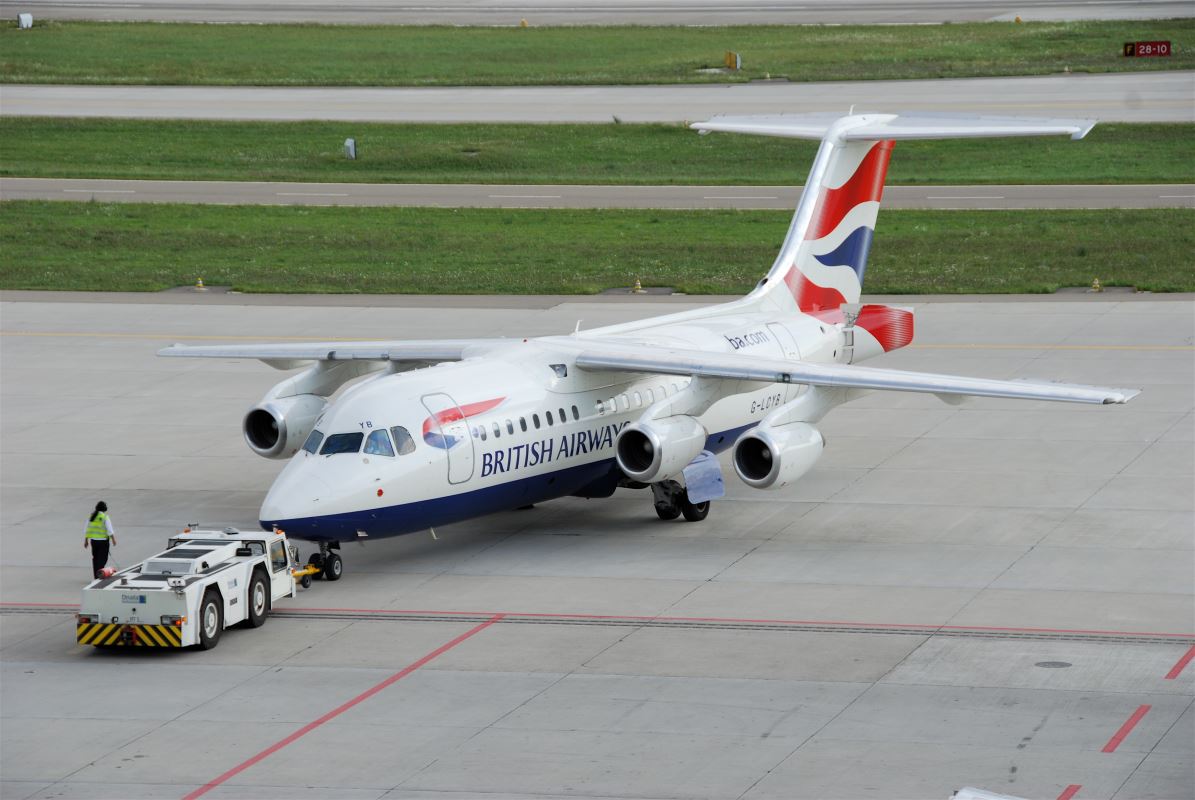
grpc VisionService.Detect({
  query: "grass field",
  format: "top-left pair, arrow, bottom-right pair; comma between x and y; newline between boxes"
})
2,119 -> 1192,186
2,202 -> 1189,294
1,20 -> 1191,85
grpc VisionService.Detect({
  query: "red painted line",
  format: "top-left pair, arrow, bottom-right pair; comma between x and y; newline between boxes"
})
1101,705 -> 1151,753
1164,644 -> 1195,679
181,613 -> 503,800
1057,784 -> 1082,800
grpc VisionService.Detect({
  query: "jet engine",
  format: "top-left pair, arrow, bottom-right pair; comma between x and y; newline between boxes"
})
733,422 -> 824,490
242,394 -> 327,460
616,415 -> 708,483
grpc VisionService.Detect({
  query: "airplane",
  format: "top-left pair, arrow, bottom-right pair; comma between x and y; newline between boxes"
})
160,111 -> 1138,581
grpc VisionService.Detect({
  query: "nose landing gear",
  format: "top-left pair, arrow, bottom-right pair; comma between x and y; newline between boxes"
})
306,542 -> 344,582
651,480 -> 710,523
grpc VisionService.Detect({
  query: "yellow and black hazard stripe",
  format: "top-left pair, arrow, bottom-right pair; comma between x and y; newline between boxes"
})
77,622 -> 183,647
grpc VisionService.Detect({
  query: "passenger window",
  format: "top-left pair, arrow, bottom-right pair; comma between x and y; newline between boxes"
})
364,429 -> 395,456
302,429 -> 324,454
492,422 -> 501,438
269,540 -> 287,573
533,414 -> 541,429
571,405 -> 579,421
646,389 -> 655,403
320,432 -> 363,455
391,426 -> 416,455
520,417 -> 528,432
559,407 -> 567,422
619,395 -> 629,411
546,410 -> 554,426
479,426 -> 487,441
633,392 -> 642,408
596,400 -> 606,414
506,419 -> 514,435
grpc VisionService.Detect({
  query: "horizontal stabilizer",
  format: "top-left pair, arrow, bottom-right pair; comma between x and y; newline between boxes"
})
692,111 -> 1096,141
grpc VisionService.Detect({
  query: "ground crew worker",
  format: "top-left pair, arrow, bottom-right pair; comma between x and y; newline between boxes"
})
83,501 -> 117,578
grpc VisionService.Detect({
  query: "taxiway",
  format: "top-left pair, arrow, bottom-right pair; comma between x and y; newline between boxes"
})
1,291 -> 1192,799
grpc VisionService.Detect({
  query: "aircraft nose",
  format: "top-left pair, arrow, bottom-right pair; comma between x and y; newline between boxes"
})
259,470 -> 330,525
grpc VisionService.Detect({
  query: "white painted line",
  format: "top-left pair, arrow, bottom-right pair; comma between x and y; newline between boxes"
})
702,196 -> 779,200
488,194 -> 562,199
1158,194 -> 1195,199
925,195 -> 1006,200
276,192 -> 350,197
63,189 -> 135,194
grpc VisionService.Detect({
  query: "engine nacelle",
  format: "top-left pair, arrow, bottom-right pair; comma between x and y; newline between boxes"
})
733,422 -> 824,490
616,415 -> 708,484
242,394 -> 327,460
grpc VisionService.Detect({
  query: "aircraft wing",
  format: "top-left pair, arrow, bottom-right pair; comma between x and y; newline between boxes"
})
574,343 -> 1138,405
158,339 -> 504,364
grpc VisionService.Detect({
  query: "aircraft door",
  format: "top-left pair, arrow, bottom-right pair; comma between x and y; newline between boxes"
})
420,393 -> 475,484
767,323 -> 803,402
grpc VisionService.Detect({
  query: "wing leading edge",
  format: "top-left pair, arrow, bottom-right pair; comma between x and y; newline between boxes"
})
157,339 -> 504,364
574,344 -> 1138,405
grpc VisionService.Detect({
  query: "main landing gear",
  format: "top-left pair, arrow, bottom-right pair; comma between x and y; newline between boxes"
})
651,480 -> 710,523
306,542 -> 344,582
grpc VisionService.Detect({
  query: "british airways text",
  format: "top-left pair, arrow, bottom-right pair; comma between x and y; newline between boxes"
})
481,421 -> 629,477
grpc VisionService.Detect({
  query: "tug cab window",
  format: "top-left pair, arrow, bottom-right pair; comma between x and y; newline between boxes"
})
320,432 -> 363,455
302,429 -> 324,454
269,540 -> 288,573
364,429 -> 395,456
391,426 -> 416,455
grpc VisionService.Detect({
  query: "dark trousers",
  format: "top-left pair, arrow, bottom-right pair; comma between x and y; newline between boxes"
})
90,539 -> 110,578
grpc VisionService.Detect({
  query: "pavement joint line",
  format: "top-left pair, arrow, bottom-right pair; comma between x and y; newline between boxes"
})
14,604 -> 1193,644
181,612 -> 504,800
1100,704 -> 1152,753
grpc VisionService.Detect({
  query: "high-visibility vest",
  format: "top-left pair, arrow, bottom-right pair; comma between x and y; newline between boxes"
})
86,512 -> 110,540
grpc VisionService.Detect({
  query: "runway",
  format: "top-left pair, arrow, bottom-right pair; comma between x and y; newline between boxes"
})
2,0 -> 1188,24
4,71 -> 1192,123
1,290 -> 1191,800
4,177 -> 1192,209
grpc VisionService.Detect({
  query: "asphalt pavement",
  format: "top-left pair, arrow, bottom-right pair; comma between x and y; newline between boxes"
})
4,177 -> 1193,209
3,72 -> 1192,123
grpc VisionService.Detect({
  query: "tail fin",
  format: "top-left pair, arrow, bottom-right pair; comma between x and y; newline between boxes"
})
692,112 -> 1095,314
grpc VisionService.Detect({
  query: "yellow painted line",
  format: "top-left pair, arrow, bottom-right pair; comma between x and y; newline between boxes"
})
3,331 -> 1193,351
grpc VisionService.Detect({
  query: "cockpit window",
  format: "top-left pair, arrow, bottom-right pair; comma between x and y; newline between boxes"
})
302,429 -> 324,454
391,426 -> 416,455
320,432 -> 363,455
364,429 -> 395,456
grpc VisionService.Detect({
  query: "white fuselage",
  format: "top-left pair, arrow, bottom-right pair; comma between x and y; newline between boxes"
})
260,306 -> 856,542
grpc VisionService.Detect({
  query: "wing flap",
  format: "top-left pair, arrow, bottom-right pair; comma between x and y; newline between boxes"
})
575,345 -> 1138,405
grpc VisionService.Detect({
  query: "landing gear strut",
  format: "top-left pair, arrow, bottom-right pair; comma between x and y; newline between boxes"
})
651,480 -> 710,523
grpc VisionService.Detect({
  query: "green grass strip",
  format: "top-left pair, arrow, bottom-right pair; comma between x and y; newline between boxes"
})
2,202 -> 1190,294
3,119 -> 1191,185
1,20 -> 1192,85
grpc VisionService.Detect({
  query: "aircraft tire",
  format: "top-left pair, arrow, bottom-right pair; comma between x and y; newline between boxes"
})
680,494 -> 710,522
324,552 -> 344,582
655,501 -> 681,521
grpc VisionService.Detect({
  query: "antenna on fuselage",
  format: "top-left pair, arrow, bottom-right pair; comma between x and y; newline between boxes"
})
574,320 -> 583,333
